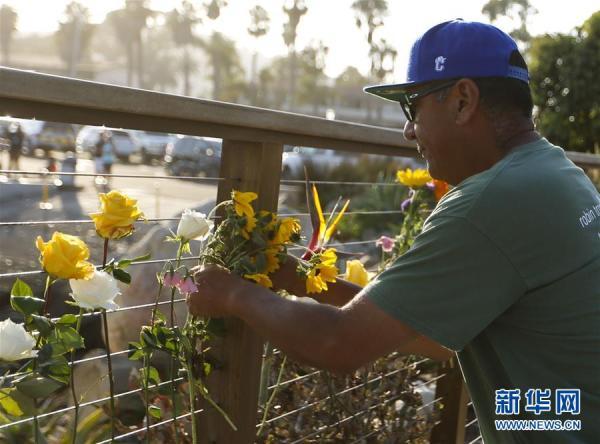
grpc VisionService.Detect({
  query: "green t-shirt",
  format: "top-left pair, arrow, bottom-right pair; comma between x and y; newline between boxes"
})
366,138 -> 600,443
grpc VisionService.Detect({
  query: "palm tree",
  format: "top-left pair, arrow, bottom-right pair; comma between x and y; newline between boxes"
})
204,0 -> 228,20
108,0 -> 153,87
167,1 -> 202,95
352,0 -> 389,120
247,5 -> 270,104
201,32 -> 245,102
55,2 -> 95,76
482,0 -> 537,45
282,0 -> 308,110
297,41 -> 329,114
0,5 -> 18,65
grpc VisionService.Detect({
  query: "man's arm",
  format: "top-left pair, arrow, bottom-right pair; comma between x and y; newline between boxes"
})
189,266 -> 453,373
270,254 -> 360,307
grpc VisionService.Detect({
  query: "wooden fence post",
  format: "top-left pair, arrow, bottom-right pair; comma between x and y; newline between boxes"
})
429,357 -> 469,444
197,139 -> 283,444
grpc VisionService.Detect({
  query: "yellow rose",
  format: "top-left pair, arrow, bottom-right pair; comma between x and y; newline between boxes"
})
244,273 -> 273,288
344,260 -> 369,287
396,168 -> 432,188
36,232 -> 94,280
232,190 -> 257,237
89,190 -> 144,239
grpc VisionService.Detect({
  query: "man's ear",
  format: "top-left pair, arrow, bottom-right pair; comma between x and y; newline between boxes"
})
453,78 -> 480,125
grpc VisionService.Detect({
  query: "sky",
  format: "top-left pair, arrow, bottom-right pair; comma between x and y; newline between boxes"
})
3,0 -> 598,78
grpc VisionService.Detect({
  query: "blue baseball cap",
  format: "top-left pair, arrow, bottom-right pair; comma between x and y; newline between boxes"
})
364,19 -> 529,102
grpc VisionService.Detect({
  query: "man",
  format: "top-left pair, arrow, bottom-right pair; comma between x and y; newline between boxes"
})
7,122 -> 24,171
188,20 -> 599,443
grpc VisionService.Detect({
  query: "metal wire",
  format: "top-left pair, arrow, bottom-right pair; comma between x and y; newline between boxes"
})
288,391 -> 406,444
260,358 -> 430,426
0,376 -> 185,430
281,179 -> 404,187
0,217 -> 187,227
467,436 -> 484,444
465,417 -> 479,429
0,210 -> 401,228
0,170 -> 406,187
96,407 -> 206,443
0,169 -> 224,182
0,256 -> 200,279
267,370 -> 322,391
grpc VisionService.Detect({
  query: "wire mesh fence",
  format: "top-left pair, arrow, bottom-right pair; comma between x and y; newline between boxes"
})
1,147 -> 453,443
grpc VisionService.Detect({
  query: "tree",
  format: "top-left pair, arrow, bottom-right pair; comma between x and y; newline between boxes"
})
107,0 -> 154,87
282,0 -> 308,110
167,1 -> 202,95
529,11 -> 600,153
247,4 -> 270,105
205,0 -> 228,20
143,24 -> 179,92
297,41 -> 329,114
481,0 -> 537,45
201,32 -> 246,102
334,66 -> 368,109
352,0 -> 390,119
0,5 -> 17,65
55,2 -> 95,76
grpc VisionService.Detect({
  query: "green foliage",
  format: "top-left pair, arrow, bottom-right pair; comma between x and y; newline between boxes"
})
529,11 -> 600,153
481,0 -> 537,44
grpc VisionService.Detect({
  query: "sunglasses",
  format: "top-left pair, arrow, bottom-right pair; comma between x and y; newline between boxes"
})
398,80 -> 458,122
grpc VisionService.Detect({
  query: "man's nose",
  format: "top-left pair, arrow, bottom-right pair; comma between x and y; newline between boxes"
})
403,120 -> 416,141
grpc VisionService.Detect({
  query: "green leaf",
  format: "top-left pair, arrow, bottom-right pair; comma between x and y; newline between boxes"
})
49,327 -> 85,356
0,388 -> 24,416
140,366 -> 160,389
127,342 -> 144,361
29,314 -> 53,336
149,404 -> 162,419
56,314 -> 78,325
15,375 -> 64,399
203,362 -> 212,377
10,296 -> 45,316
117,253 -> 151,269
11,278 -> 33,297
112,268 -> 131,285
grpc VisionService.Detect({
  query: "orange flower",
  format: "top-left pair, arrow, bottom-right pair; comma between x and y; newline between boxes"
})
432,179 -> 449,201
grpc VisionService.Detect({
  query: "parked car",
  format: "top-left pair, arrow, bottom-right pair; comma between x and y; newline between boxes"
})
281,146 -> 356,178
76,126 -> 138,162
131,130 -> 176,164
164,136 -> 222,177
28,120 -> 76,152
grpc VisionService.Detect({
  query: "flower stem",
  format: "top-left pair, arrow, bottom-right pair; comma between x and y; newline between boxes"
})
256,356 -> 286,438
143,353 -> 151,443
69,308 -> 83,443
32,399 -> 39,444
186,360 -> 198,444
41,275 -> 52,316
167,242 -> 185,442
102,309 -> 116,442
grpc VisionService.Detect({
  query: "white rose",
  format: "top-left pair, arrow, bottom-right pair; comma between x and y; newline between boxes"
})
0,318 -> 38,361
69,270 -> 121,310
176,209 -> 212,242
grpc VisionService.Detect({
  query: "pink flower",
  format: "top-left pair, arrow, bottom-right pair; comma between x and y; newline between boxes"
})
375,235 -> 395,253
163,272 -> 182,288
176,276 -> 198,295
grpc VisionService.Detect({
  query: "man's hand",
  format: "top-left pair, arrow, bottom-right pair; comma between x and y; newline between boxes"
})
187,264 -> 249,317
